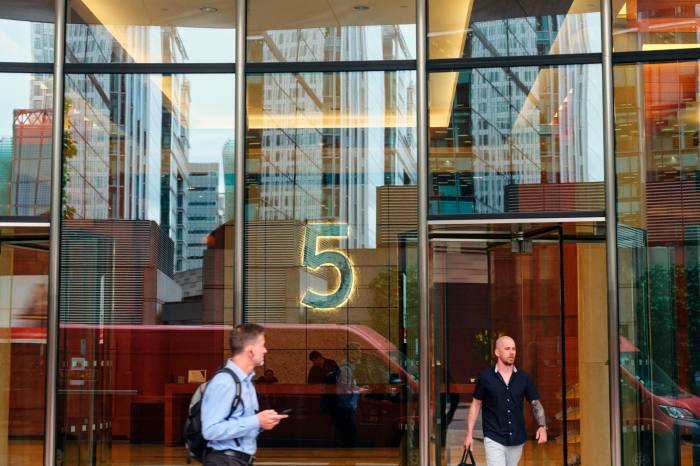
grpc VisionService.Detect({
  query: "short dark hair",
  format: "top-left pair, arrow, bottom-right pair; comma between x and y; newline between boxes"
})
229,324 -> 265,355
308,350 -> 322,361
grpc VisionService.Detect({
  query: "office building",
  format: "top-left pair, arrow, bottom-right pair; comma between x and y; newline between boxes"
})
0,1 -> 699,466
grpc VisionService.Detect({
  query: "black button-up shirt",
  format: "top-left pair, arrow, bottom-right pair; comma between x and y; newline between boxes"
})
473,366 -> 539,446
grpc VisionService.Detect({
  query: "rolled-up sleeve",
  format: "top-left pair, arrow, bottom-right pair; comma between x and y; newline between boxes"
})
201,376 -> 260,441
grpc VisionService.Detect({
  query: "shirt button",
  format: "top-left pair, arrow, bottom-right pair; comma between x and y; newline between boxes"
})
507,410 -> 510,413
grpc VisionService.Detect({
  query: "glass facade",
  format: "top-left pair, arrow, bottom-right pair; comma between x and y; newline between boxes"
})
0,74 -> 54,217
65,0 -> 236,63
0,227 -> 50,465
0,1 -> 54,62
245,70 -> 419,462
0,1 -> 699,466
429,65 -> 604,216
56,72 -> 235,464
613,0 -> 700,52
247,1 -> 415,62
428,0 -> 600,59
614,61 -> 700,466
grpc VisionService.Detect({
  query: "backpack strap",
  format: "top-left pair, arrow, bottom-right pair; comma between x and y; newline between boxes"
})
215,367 -> 243,416
215,367 -> 244,447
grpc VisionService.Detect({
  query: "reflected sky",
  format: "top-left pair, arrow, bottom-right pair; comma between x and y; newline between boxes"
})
0,20 -> 48,61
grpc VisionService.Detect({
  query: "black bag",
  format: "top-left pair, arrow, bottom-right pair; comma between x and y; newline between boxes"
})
457,448 -> 476,466
183,368 -> 242,463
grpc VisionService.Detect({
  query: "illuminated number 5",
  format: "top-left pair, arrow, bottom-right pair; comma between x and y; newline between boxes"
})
301,223 -> 354,309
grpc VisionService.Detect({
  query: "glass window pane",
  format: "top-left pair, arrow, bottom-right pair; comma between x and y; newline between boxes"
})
245,71 -> 420,462
66,0 -> 236,63
247,1 -> 416,62
428,65 -> 604,216
0,74 -> 53,217
615,61 -> 700,466
0,1 -> 54,62
0,227 -> 50,466
429,0 -> 600,59
613,1 -> 700,52
57,73 -> 235,464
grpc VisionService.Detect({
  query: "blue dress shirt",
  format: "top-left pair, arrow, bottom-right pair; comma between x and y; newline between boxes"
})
201,359 -> 261,455
337,361 -> 360,410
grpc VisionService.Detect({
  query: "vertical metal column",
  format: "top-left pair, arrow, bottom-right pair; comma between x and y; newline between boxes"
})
601,0 -> 622,464
44,0 -> 66,464
416,0 -> 431,464
234,0 -> 246,326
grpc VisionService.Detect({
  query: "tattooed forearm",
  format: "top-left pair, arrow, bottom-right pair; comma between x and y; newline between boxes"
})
531,400 -> 546,426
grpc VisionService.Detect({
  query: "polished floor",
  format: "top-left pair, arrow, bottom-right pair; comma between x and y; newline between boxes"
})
8,439 -> 698,466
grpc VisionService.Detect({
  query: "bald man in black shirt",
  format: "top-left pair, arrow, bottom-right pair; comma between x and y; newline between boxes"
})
464,336 -> 547,466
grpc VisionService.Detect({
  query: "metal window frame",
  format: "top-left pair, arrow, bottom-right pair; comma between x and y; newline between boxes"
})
416,0 -> 431,465
44,0 -> 66,464
234,0 -> 246,326
601,0 -> 622,465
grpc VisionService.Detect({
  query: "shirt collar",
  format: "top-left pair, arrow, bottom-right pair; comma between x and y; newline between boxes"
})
226,358 -> 255,382
494,365 -> 517,374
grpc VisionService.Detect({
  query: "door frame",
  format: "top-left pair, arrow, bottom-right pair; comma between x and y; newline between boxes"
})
427,218 -> 606,466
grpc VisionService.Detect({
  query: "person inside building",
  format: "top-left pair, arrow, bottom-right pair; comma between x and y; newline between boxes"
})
463,335 -> 547,466
307,350 -> 339,384
256,369 -> 278,384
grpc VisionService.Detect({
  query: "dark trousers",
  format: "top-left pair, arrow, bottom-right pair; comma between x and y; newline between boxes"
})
332,406 -> 357,447
204,451 -> 249,466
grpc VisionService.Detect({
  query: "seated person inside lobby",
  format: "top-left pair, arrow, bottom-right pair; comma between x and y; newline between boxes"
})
307,350 -> 339,384
463,336 -> 547,466
256,369 -> 278,384
201,324 -> 287,466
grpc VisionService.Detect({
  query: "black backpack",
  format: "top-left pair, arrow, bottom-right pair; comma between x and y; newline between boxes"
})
183,368 -> 242,463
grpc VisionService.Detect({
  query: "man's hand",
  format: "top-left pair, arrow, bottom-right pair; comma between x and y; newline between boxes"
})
464,398 -> 481,452
463,433 -> 474,451
535,427 -> 547,444
257,409 -> 288,430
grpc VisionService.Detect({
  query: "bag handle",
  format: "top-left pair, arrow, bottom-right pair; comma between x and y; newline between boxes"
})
460,448 -> 476,466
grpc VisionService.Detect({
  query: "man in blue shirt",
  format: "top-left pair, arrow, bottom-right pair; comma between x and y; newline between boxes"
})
333,342 -> 369,447
202,324 -> 287,465
463,336 -> 547,466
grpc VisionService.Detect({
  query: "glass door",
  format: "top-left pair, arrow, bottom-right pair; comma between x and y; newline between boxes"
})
431,225 -> 569,466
